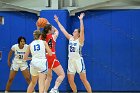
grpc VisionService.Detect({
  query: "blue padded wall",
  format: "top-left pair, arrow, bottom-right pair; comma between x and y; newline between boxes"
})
0,11 -> 38,91
0,9 -> 140,92
111,10 -> 132,91
70,10 -> 140,91
70,11 -> 112,91
131,10 -> 140,91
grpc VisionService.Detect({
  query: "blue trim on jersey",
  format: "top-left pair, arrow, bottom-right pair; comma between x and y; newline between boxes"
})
40,62 -> 48,74
11,67 -> 14,71
80,58 -> 84,73
67,69 -> 70,72
41,69 -> 47,74
80,58 -> 86,73
79,45 -> 82,56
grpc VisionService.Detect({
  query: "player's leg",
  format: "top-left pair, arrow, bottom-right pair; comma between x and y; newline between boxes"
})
5,70 -> 17,92
27,66 -> 38,93
5,63 -> 18,92
27,75 -> 38,93
22,69 -> 30,84
67,59 -> 77,93
52,65 -> 65,90
38,61 -> 47,93
78,57 -> 92,93
38,72 -> 46,93
45,55 -> 56,92
44,69 -> 52,92
49,65 -> 65,93
21,63 -> 30,84
79,73 -> 92,93
68,74 -> 77,93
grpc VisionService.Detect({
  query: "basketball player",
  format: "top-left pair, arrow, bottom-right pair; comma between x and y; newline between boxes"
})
41,24 -> 65,93
24,30 -> 52,93
54,13 -> 92,93
5,36 -> 31,93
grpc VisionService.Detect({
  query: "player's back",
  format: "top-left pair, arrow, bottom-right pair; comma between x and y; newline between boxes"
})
30,40 -> 46,59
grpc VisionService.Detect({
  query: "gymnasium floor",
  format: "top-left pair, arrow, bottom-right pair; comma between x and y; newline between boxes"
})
0,92 -> 140,93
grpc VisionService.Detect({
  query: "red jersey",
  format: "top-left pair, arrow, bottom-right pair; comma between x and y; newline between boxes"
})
45,34 -> 60,69
46,34 -> 56,53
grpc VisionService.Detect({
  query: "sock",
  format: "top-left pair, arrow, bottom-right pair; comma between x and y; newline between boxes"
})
73,90 -> 77,93
5,91 -> 8,93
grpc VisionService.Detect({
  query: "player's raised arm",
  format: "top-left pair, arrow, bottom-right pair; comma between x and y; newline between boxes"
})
78,13 -> 85,45
54,15 -> 72,40
52,26 -> 59,40
44,41 -> 52,56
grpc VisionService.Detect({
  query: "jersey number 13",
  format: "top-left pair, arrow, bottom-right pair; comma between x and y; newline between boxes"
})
34,44 -> 40,51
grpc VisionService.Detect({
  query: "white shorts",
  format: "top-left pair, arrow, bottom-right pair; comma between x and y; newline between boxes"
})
67,57 -> 86,74
10,61 -> 28,71
30,59 -> 48,76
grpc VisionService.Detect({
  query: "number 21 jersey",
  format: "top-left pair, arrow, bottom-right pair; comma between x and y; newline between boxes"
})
12,44 -> 28,63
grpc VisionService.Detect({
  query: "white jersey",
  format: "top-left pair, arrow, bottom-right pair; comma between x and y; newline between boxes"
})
12,44 -> 28,63
30,40 -> 46,59
68,37 -> 83,58
30,40 -> 47,74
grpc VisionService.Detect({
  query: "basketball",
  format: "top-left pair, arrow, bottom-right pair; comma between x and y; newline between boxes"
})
36,18 -> 48,28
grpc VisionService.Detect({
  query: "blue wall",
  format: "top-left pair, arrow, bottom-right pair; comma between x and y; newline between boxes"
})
0,10 -> 140,92
70,10 -> 140,91
0,11 -> 38,91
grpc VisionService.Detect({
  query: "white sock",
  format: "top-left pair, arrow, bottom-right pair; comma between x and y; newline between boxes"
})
53,87 -> 58,90
5,91 -> 8,93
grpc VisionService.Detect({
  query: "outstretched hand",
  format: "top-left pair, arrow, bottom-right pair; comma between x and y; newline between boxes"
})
78,13 -> 85,20
54,15 -> 59,23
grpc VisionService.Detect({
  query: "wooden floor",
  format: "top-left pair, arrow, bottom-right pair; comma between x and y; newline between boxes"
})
0,92 -> 140,93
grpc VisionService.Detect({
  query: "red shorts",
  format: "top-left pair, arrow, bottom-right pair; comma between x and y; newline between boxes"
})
46,54 -> 60,69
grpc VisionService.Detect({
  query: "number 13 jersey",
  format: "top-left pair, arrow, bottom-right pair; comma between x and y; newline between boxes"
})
30,40 -> 46,59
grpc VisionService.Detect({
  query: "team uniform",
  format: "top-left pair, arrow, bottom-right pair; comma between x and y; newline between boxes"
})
45,34 -> 60,69
30,40 -> 48,76
67,37 -> 86,74
10,44 -> 28,71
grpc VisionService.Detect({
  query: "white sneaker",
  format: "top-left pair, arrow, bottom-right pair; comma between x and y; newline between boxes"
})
33,90 -> 36,93
49,88 -> 59,93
